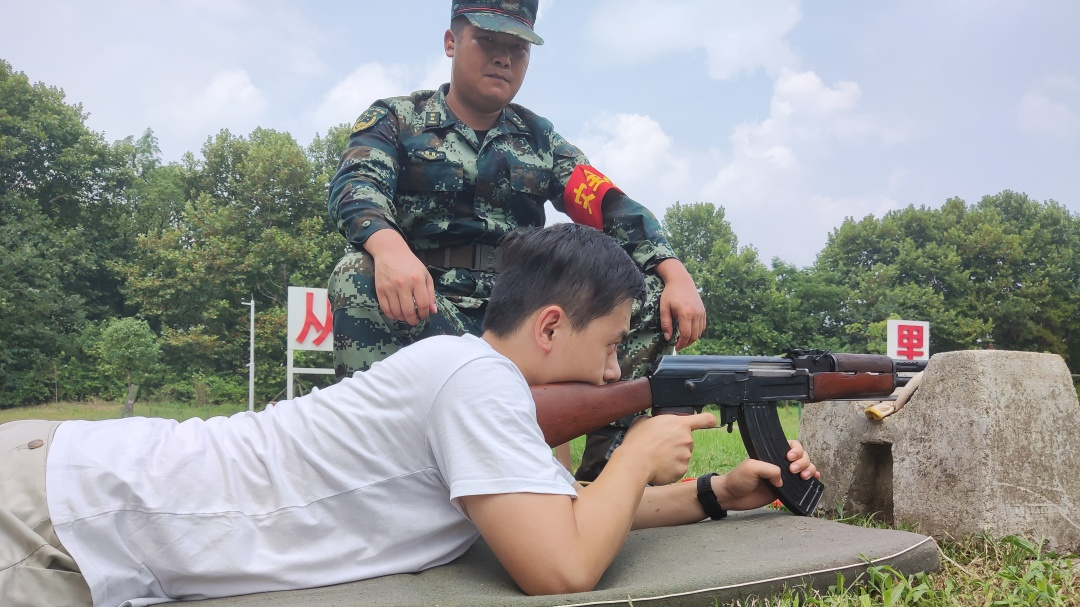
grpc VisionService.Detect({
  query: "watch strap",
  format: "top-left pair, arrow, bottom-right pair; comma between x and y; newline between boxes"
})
696,472 -> 728,520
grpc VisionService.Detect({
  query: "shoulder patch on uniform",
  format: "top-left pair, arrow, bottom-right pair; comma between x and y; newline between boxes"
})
509,114 -> 528,131
352,107 -> 389,133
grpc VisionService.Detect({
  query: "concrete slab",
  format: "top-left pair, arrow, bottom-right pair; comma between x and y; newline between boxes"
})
181,509 -> 939,607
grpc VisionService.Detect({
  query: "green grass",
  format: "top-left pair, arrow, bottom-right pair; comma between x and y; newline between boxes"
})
712,530 -> 1078,606
5,400 -> 1077,605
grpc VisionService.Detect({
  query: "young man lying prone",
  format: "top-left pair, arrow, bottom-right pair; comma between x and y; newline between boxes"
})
0,223 -> 817,606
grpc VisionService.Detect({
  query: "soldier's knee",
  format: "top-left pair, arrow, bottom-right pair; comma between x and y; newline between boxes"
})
329,250 -> 378,309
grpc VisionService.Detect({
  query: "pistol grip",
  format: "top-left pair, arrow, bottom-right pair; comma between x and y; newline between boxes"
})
737,403 -> 823,516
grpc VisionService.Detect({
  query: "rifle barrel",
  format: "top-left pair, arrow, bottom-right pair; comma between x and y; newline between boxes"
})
894,359 -> 928,372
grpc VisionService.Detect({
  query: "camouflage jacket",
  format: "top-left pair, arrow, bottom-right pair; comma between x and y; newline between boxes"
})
328,84 -> 676,272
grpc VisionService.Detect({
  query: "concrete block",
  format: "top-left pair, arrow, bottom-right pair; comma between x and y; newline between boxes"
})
800,350 -> 1080,552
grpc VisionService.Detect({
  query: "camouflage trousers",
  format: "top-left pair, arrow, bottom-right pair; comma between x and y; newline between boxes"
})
327,248 -> 675,480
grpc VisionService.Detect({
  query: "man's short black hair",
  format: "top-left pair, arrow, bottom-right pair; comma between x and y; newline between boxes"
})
483,224 -> 646,337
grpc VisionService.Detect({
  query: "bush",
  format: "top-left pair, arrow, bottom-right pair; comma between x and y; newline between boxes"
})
158,373 -> 247,407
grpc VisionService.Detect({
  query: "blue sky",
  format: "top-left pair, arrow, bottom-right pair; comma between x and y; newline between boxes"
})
2,0 -> 1077,266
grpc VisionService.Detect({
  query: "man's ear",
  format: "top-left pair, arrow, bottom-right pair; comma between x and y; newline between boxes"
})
533,305 -> 565,354
444,29 -> 455,58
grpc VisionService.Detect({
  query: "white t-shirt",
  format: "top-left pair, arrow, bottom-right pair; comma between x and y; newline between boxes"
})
46,335 -> 576,607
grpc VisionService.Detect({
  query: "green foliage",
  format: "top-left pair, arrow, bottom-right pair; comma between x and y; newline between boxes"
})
50,325 -> 113,404
815,192 -> 1080,367
0,59 -> 114,404
1,60 -> 342,406
0,210 -> 93,404
116,127 -> 341,403
664,195 -> 1080,374
663,202 -> 790,355
307,123 -> 353,196
5,56 -> 1080,408
157,373 -> 248,407
95,317 -> 163,394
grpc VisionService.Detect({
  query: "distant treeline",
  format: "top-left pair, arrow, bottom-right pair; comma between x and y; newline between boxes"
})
2,59 -> 1078,407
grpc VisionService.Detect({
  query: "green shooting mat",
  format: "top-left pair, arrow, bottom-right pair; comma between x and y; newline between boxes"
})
184,509 -> 940,607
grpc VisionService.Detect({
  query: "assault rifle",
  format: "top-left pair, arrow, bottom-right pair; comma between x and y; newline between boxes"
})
532,349 -> 927,516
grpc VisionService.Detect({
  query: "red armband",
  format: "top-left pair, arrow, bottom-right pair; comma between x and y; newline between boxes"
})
562,164 -> 622,230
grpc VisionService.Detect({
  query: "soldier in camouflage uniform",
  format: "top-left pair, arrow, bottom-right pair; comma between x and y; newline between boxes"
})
327,0 -> 706,481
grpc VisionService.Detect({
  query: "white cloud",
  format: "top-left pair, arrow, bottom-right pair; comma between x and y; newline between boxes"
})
305,56 -> 452,133
171,68 -> 268,133
573,113 -> 692,218
888,168 -> 910,190
176,0 -> 249,19
587,0 -> 801,79
536,0 -> 555,25
717,69 -> 874,177
771,70 -> 860,117
1017,87 -> 1080,139
307,62 -> 414,130
561,68 -> 913,264
417,56 -> 452,91
695,69 -> 910,264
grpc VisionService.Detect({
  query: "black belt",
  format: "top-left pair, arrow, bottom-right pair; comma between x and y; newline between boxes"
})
418,244 -> 503,273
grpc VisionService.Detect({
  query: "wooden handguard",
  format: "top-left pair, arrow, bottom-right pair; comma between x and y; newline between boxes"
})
829,353 -> 895,373
810,372 -> 897,401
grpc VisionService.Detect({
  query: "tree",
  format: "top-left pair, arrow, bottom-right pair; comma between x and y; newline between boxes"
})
307,123 -> 352,198
1,60 -> 141,321
0,59 -> 132,403
770,259 -> 850,352
814,191 -> 1080,367
118,127 -> 342,402
95,317 -> 163,415
0,210 -> 93,403
663,202 -> 789,355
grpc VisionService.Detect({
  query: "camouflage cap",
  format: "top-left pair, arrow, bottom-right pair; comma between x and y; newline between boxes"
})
451,0 -> 544,45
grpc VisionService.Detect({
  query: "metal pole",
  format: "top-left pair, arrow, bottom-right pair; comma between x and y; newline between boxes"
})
241,296 -> 255,412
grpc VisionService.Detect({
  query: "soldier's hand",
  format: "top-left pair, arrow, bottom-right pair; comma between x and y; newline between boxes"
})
655,259 -> 706,350
364,230 -> 437,325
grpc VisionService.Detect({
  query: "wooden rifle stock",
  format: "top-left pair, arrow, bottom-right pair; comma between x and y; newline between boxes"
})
532,378 -> 652,447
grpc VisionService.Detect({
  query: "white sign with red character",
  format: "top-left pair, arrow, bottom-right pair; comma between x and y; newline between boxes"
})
286,287 -> 336,399
288,287 -> 333,352
887,319 -> 930,361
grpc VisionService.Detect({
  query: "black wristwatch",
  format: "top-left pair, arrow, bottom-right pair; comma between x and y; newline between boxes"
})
696,472 -> 728,520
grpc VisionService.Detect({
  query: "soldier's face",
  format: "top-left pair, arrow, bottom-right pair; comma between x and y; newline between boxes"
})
445,22 -> 531,112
